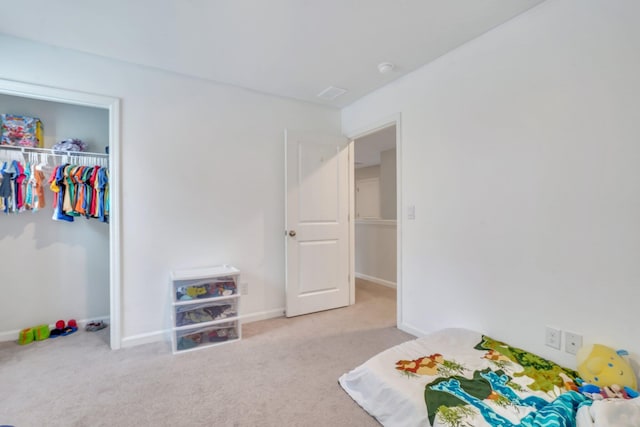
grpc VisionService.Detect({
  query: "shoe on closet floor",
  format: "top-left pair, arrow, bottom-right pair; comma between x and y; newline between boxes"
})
61,319 -> 78,335
49,319 -> 77,337
49,320 -> 65,338
33,324 -> 50,340
18,328 -> 34,345
60,326 -> 77,336
86,321 -> 107,331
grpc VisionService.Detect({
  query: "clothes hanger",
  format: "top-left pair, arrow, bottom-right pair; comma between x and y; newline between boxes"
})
36,153 -> 49,171
3,160 -> 14,175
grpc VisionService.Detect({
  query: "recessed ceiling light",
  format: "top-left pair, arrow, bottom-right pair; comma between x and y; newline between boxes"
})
377,62 -> 395,74
317,86 -> 347,100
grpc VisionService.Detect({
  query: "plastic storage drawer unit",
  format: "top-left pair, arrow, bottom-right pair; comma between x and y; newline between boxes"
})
170,265 -> 242,354
175,321 -> 240,352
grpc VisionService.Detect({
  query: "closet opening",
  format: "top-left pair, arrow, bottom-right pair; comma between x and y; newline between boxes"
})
0,79 -> 121,349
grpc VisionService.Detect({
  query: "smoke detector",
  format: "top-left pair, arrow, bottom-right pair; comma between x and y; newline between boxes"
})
377,62 -> 395,74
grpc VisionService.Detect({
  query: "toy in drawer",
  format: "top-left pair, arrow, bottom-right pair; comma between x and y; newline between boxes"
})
174,276 -> 237,302
175,299 -> 238,327
175,321 -> 239,352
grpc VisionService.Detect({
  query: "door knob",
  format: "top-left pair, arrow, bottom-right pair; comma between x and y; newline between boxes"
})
288,230 -> 296,237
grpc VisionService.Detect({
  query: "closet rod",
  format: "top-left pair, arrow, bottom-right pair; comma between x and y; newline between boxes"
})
0,145 -> 108,158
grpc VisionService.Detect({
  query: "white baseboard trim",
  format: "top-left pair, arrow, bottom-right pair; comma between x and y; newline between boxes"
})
0,315 -> 110,343
121,329 -> 169,348
240,308 -> 285,323
397,321 -> 428,338
0,329 -> 20,343
119,308 -> 285,349
355,273 -> 397,289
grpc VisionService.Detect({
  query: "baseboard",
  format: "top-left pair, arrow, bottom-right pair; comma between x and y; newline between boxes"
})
0,315 -> 110,343
239,308 -> 285,323
355,273 -> 397,289
0,329 -> 22,342
121,329 -> 169,348
119,308 -> 285,349
397,321 -> 428,338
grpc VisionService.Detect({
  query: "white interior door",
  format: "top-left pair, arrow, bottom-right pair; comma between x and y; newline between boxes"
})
285,130 -> 350,317
356,178 -> 381,219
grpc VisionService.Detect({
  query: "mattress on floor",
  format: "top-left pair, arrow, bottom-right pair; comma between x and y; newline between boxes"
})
339,328 -> 639,427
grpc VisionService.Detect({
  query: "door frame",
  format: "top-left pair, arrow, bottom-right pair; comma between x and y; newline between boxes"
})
0,78 -> 122,349
346,113 -> 402,326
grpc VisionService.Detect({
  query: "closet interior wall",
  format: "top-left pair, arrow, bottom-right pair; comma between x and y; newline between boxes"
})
0,93 -> 110,340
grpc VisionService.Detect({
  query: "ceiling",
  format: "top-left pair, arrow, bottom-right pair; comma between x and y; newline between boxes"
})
0,0 -> 545,108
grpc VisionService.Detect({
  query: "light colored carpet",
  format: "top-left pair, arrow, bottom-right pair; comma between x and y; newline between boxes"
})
0,280 -> 413,426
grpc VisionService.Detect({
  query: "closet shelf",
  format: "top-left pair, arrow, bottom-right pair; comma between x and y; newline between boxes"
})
0,144 -> 108,158
1,145 -> 109,169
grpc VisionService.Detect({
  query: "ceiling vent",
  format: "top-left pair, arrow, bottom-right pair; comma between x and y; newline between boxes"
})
317,86 -> 347,100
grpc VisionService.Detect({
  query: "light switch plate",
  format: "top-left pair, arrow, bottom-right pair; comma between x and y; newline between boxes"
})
408,205 -> 415,220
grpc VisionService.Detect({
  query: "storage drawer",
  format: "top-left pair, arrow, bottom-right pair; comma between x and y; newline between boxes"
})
174,276 -> 237,302
175,321 -> 240,353
174,299 -> 238,327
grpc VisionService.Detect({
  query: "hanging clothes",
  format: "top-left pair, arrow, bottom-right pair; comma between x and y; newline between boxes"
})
25,163 -> 46,211
73,166 -> 85,215
13,160 -> 26,211
50,163 -> 74,222
0,167 -> 14,213
97,167 -> 108,223
24,162 -> 33,209
47,163 -> 109,223
0,147 -> 108,221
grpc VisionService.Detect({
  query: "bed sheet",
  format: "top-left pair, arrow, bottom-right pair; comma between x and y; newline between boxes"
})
576,398 -> 640,427
339,328 -> 628,427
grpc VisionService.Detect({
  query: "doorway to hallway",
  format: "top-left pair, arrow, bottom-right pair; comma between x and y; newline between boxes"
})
353,124 -> 398,322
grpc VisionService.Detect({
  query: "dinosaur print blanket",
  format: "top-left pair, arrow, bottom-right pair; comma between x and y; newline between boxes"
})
339,328 -> 598,427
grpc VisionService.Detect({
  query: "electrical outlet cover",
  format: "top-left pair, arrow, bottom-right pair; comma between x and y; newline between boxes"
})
240,282 -> 249,295
565,332 -> 583,355
545,326 -> 561,350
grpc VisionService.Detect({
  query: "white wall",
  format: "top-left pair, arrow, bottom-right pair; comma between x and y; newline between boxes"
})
342,0 -> 640,369
0,34 -> 340,346
355,165 -> 380,220
380,148 -> 397,220
0,95 -> 109,337
355,221 -> 397,286
355,165 -> 380,181
354,153 -> 397,284
355,153 -> 396,221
